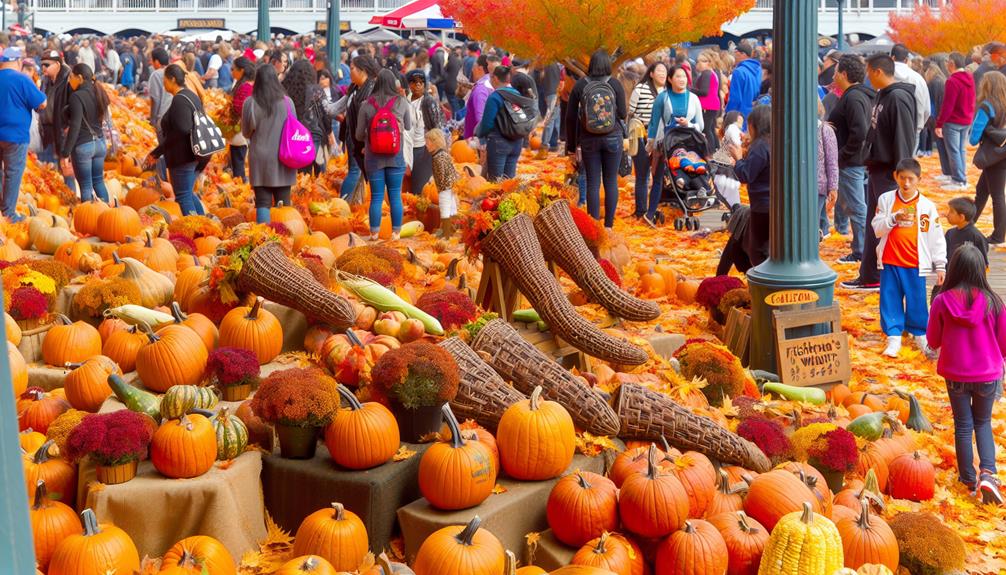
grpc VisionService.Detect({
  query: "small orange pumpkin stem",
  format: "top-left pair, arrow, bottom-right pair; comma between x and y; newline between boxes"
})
112,251 -> 122,264
660,435 -> 673,453
529,386 -> 543,411
50,215 -> 57,226
683,520 -> 696,534
80,508 -> 102,536
32,480 -> 47,510
345,329 -> 364,348
856,497 -> 873,529
716,468 -> 732,494
223,195 -> 232,208
799,501 -> 814,524
178,550 -> 198,567
456,515 -> 482,546
145,231 -> 154,248
594,531 -> 609,554
52,314 -> 72,326
330,502 -> 346,521
337,384 -> 363,411
646,444 -> 660,479
64,362 -> 84,370
576,471 -> 592,490
247,297 -> 264,320
376,553 -> 395,574
736,511 -> 757,534
441,404 -> 466,448
170,301 -> 187,323
138,322 -> 160,343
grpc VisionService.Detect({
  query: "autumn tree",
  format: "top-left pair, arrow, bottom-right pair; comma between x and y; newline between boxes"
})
440,0 -> 755,66
889,0 -> 1006,55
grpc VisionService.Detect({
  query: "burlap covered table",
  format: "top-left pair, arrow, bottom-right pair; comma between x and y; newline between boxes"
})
78,451 -> 267,561
397,453 -> 606,563
262,442 -> 428,554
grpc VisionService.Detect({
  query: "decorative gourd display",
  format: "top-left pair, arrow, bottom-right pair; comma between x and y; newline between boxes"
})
23,440 -> 77,507
9,341 -> 27,396
886,451 -> 935,501
546,471 -> 618,547
211,407 -> 249,461
324,385 -> 399,470
571,532 -> 644,575
671,451 -> 717,519
757,503 -> 843,575
835,499 -> 899,571
743,469 -> 823,532
418,405 -> 496,510
218,297 -> 283,364
108,373 -> 162,420
169,301 -> 219,352
63,356 -> 121,412
17,387 -> 70,433
162,535 -> 236,575
412,516 -> 505,575
617,445 -> 690,538
96,200 -> 142,243
116,256 -> 174,309
161,385 -> 220,419
47,508 -> 140,575
655,519 -> 729,575
29,480 -> 79,571
102,325 -> 147,373
42,315 -> 102,366
275,555 -> 338,575
292,502 -> 369,571
150,413 -> 217,479
136,323 -> 208,392
496,386 -> 575,481
707,511 -> 769,575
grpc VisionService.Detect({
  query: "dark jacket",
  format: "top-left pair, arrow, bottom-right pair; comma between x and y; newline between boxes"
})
444,54 -> 462,96
40,64 -> 71,150
416,94 -> 443,132
828,83 -> 875,168
946,223 -> 989,267
150,88 -> 203,168
565,76 -> 627,151
865,82 -> 917,173
476,86 -> 533,138
344,78 -> 375,166
735,137 -> 771,213
60,86 -> 104,158
926,75 -> 945,129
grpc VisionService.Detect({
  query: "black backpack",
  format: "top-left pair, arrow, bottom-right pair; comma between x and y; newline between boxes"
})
496,90 -> 538,140
580,76 -> 617,135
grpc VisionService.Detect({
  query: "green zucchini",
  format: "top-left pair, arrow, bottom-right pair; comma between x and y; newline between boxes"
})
762,382 -> 826,405
108,374 -> 161,421
512,308 -> 542,324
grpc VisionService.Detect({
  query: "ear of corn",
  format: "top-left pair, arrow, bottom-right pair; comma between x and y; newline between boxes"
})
759,502 -> 843,575
103,304 -> 174,328
336,271 -> 445,335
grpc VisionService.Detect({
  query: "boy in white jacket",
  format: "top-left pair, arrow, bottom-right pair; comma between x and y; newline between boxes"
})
873,158 -> 948,357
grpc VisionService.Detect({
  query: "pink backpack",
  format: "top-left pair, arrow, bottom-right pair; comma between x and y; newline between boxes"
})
278,98 -> 315,169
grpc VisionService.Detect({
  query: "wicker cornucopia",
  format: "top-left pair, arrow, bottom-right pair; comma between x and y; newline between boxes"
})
438,337 -> 526,430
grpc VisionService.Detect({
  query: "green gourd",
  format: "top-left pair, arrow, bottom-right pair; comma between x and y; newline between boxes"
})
846,412 -> 889,441
761,382 -> 826,405
210,406 -> 248,460
161,385 -> 219,419
896,390 -> 933,434
107,374 -> 161,421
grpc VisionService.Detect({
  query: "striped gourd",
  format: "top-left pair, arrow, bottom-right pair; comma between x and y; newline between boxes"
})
161,385 -> 219,419
211,406 -> 248,460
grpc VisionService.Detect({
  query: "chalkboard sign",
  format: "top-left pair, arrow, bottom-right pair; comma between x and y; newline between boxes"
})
772,304 -> 851,388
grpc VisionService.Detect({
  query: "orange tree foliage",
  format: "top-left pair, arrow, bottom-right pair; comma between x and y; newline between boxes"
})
889,0 -> 1006,55
440,0 -> 755,64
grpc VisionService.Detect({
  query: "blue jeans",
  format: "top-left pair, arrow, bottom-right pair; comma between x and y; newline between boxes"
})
818,194 -> 829,238
943,122 -> 970,185
947,380 -> 999,486
169,161 -> 205,216
71,138 -> 110,202
834,202 -> 848,234
448,95 -> 466,121
341,151 -> 363,200
541,95 -> 561,151
486,133 -> 522,181
879,264 -> 928,336
369,165 -> 406,234
39,143 -> 76,192
253,186 -> 292,223
837,166 -> 867,258
935,133 -> 951,176
632,139 -> 650,217
581,134 -> 622,228
0,142 -> 28,220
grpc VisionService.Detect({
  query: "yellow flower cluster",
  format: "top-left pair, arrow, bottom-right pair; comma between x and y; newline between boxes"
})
789,422 -> 838,462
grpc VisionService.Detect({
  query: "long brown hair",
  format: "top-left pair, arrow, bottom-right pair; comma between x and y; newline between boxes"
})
977,71 -> 1006,128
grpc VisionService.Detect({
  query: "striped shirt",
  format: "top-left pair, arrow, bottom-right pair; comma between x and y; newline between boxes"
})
629,83 -> 662,127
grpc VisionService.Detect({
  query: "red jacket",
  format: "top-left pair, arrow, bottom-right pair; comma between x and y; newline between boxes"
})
233,81 -> 253,117
936,70 -> 975,128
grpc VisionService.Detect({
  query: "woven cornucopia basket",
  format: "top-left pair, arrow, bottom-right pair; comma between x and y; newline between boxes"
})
614,382 -> 771,472
438,337 -> 526,430
236,241 -> 357,330
472,318 -> 620,436
534,201 -> 660,322
481,213 -> 648,366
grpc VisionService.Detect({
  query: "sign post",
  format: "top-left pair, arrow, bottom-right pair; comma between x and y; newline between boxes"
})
325,0 -> 340,80
257,0 -> 270,43
772,304 -> 851,389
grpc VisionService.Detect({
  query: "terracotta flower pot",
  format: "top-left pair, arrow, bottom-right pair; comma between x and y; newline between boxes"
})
391,401 -> 446,443
96,460 -> 138,485
221,383 -> 252,402
275,423 -> 319,459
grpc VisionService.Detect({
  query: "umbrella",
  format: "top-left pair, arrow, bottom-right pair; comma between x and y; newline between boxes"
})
847,36 -> 895,56
369,0 -> 457,30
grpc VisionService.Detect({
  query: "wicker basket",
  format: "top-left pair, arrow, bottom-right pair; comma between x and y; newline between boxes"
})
237,242 -> 357,330
481,214 -> 648,366
472,319 -> 620,436
17,318 -> 52,364
438,337 -> 526,430
614,382 -> 771,472
534,201 -> 660,322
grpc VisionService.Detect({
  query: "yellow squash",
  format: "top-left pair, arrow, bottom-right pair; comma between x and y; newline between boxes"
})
758,502 -> 843,575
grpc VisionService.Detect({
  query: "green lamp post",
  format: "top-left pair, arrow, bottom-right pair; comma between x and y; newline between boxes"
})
747,0 -> 838,373
257,0 -> 271,44
326,0 -> 341,79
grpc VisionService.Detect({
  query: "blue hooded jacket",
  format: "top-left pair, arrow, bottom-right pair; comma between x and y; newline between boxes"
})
725,58 -> 763,121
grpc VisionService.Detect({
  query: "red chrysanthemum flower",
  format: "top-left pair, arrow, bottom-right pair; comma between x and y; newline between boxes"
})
415,289 -> 478,329
695,276 -> 746,310
205,347 -> 260,387
808,428 -> 859,473
65,410 -> 152,466
737,417 -> 792,464
9,286 -> 48,320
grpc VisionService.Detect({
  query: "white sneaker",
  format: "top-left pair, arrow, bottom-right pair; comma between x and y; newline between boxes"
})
941,182 -> 969,191
935,175 -> 953,183
914,334 -> 935,358
883,336 -> 902,357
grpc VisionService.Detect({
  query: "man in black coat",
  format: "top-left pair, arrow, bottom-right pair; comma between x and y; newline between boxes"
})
39,50 -> 75,192
842,54 -> 917,291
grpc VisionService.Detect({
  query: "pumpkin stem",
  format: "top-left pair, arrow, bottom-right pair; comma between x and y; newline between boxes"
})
799,501 -> 814,524
298,556 -> 319,571
576,471 -> 592,490
28,204 -> 37,217
65,362 -> 83,370
683,520 -> 696,534
170,301 -> 187,324
504,550 -> 517,575
223,195 -> 232,208
138,322 -> 160,343
50,215 -> 57,226
856,497 -> 873,529
336,384 -> 363,411
660,435 -> 673,454
178,550 -> 198,567
345,328 -> 364,348
112,252 -> 122,265
247,297 -> 263,320
80,508 -> 102,536
529,386 -> 543,411
456,515 -> 481,546
53,313 -> 72,326
716,468 -> 732,494
446,257 -> 460,280
32,440 -> 54,464
330,502 -> 346,521
736,511 -> 757,534
32,480 -> 47,510
376,553 -> 395,574
646,444 -> 659,480
594,532 -> 609,554
144,230 -> 154,248
441,404 -> 466,449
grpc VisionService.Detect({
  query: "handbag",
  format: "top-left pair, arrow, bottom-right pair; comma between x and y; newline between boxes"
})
278,98 -> 316,169
177,92 -> 225,157
974,126 -> 1006,170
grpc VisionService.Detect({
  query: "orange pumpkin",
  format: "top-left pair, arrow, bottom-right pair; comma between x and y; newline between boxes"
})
324,385 -> 399,470
174,266 -> 208,310
23,440 -> 78,512
835,499 -> 899,571
135,322 -> 208,392
96,200 -> 142,244
102,325 -> 147,373
451,140 -> 479,163
47,509 -> 140,575
193,236 -> 222,256
0,236 -> 24,261
497,386 -> 575,481
6,312 -> 21,346
271,202 -> 308,236
42,314 -> 102,366
672,451 -> 717,519
675,279 -> 700,304
292,503 -> 369,571
418,405 -> 496,510
412,516 -> 505,575
707,511 -> 769,575
162,535 -> 236,575
655,520 -> 729,575
9,342 -> 27,396
29,480 -> 80,572
275,556 -> 338,575
743,469 -> 823,532
17,388 -> 70,433
168,302 -> 219,352
571,532 -> 643,575
150,413 -> 217,479
72,198 -> 110,236
639,268 -> 667,299
318,329 -> 400,388
63,356 -> 121,412
618,445 -> 690,539
218,297 -> 283,364
546,471 -> 619,547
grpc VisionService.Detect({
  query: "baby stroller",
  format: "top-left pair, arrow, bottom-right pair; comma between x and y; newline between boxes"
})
658,126 -> 727,230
